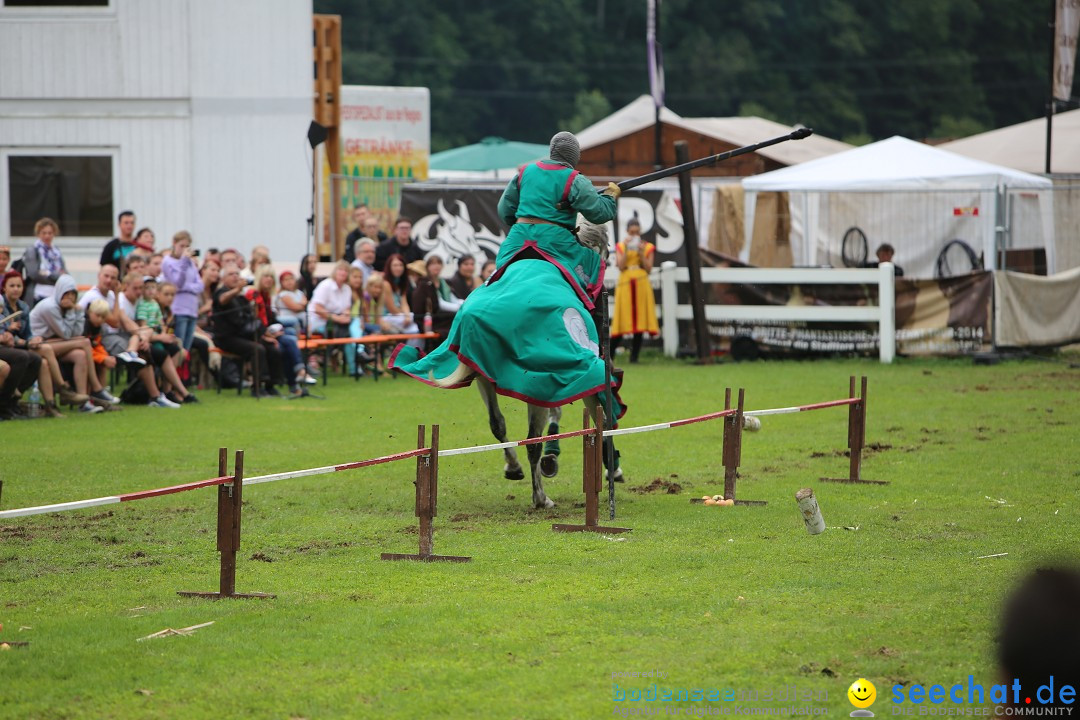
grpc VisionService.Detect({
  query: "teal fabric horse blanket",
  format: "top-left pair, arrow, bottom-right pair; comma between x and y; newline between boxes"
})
388,256 -> 624,422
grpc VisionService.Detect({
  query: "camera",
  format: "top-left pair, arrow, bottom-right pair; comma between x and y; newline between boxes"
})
192,248 -> 201,257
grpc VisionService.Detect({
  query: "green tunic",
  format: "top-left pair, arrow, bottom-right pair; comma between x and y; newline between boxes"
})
496,159 -> 617,309
388,159 -> 624,421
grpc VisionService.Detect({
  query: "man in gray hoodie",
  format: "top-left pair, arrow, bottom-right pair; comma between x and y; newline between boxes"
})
29,275 -> 117,412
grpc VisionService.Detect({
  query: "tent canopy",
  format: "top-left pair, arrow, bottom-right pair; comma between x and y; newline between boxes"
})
741,137 -> 1055,277
743,136 -> 1050,192
429,136 -> 548,172
939,109 -> 1080,175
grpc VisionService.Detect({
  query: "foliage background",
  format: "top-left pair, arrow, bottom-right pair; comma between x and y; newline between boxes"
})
314,0 -> 1074,150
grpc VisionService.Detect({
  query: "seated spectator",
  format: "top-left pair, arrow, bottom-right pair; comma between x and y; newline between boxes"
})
3,270 -> 86,415
248,245 -> 271,283
480,259 -> 496,284
252,266 -> 306,393
383,254 -> 412,317
273,270 -> 307,336
411,255 -> 463,347
344,266 -> 375,377
360,275 -> 386,336
158,279 -> 209,388
28,275 -> 117,413
204,248 -> 221,268
147,252 -> 164,282
117,273 -> 184,408
83,298 -> 118,396
0,278 -> 45,418
212,264 -> 287,398
78,265 -> 145,366
308,260 -> 352,338
448,255 -> 477,300
133,227 -> 156,254
122,253 -> 147,280
344,205 -> 388,263
135,276 -> 194,404
350,238 -> 378,286
196,260 -> 221,331
297,253 -> 321,300
369,265 -> 421,345
375,216 -> 423,271
22,217 -> 68,304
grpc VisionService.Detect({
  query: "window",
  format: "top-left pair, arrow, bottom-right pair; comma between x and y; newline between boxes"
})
6,155 -> 113,237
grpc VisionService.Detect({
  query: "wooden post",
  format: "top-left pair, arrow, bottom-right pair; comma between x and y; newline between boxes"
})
722,389 -> 743,501
178,448 -> 275,599
553,407 -> 631,534
821,376 -> 888,485
382,425 -> 470,562
313,14 -> 342,259
674,140 -> 712,363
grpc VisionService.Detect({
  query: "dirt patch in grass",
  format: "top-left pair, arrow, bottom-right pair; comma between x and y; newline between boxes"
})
630,478 -> 683,495
251,552 -> 274,562
0,525 -> 32,541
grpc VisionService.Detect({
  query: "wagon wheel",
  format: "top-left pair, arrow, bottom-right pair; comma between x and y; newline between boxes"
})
841,227 -> 868,268
935,239 -> 981,278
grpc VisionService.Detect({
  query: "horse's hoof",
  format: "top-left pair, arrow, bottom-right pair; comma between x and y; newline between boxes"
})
743,415 -> 762,432
612,467 -> 625,483
505,466 -> 525,480
540,454 -> 559,478
535,497 -> 555,510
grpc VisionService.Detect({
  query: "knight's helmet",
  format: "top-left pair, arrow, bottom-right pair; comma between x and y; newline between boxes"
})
549,131 -> 581,168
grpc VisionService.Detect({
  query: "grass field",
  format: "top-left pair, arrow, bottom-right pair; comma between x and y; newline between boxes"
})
1,354 -> 1079,719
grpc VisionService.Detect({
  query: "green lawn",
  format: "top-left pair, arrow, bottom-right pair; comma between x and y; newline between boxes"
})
1,355 -> 1078,719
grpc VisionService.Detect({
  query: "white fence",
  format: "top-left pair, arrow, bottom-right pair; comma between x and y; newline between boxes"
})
658,261 -> 896,363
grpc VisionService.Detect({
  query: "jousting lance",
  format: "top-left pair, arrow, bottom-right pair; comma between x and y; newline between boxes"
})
612,127 -> 814,192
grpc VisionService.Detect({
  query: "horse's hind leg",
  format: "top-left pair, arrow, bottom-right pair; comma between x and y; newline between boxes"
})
527,403 -> 554,508
476,376 -> 524,480
540,405 -> 562,478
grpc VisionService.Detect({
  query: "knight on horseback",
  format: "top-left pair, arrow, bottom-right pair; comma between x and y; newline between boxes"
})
389,131 -> 628,508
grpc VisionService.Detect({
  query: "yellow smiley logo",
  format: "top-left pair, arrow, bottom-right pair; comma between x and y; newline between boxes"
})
848,678 -> 877,709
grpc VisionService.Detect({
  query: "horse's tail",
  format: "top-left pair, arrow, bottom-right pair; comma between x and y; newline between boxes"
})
428,361 -> 475,388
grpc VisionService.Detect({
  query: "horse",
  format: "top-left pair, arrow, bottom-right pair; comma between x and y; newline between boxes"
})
431,220 -> 620,509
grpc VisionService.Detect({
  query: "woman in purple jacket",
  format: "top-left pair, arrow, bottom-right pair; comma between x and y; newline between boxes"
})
160,230 -> 204,353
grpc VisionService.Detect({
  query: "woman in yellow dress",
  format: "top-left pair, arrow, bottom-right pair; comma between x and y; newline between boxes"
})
611,219 -> 659,363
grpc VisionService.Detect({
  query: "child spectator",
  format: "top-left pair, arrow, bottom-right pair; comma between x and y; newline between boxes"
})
135,276 -> 165,335
274,270 -> 307,336
161,230 -> 203,354
0,246 -> 10,275
147,252 -> 164,282
122,253 -> 147,280
83,298 -> 117,391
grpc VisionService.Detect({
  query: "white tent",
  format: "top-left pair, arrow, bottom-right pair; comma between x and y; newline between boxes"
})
741,136 -> 1055,277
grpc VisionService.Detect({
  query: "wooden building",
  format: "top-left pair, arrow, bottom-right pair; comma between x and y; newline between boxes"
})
576,95 -> 850,180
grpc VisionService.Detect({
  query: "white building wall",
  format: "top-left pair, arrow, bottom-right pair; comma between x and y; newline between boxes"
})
0,0 -> 313,280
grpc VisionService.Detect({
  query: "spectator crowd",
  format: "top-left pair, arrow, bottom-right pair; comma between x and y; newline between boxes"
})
0,206 -> 483,420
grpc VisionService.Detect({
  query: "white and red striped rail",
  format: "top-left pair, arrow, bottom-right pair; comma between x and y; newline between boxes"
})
0,393 -> 859,521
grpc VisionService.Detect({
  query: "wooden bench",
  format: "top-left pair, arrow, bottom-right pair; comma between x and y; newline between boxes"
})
297,333 -> 440,384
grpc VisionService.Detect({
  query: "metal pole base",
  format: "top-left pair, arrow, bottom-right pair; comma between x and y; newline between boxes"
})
176,591 -> 276,600
819,477 -> 890,485
689,498 -> 768,506
380,553 -> 471,563
551,523 -> 632,534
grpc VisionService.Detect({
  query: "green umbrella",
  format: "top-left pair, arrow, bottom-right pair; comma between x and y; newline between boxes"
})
430,136 -> 549,172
